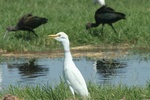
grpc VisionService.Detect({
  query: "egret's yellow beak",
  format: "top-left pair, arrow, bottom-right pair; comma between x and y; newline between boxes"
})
48,34 -> 58,38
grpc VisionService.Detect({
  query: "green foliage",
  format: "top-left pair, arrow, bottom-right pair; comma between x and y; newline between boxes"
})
0,0 -> 150,52
1,81 -> 150,100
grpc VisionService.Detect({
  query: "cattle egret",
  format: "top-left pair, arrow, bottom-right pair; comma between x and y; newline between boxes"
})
48,32 -> 89,97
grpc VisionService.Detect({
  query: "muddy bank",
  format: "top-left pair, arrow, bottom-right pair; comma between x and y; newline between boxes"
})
0,44 -> 131,59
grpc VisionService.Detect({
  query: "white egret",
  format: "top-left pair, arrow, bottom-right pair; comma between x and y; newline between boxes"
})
48,32 -> 89,97
93,0 -> 106,6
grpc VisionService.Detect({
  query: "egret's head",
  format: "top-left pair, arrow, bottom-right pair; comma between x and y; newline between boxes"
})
48,32 -> 70,51
48,32 -> 69,43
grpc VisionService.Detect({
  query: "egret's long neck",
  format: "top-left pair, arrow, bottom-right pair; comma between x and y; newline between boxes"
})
62,40 -> 72,60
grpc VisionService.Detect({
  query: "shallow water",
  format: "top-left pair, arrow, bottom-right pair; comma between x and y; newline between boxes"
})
0,55 -> 150,89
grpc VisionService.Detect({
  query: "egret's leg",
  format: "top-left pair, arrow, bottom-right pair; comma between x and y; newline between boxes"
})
69,86 -> 75,96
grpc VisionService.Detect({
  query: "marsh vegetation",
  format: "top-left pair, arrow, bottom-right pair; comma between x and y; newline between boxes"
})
0,0 -> 150,99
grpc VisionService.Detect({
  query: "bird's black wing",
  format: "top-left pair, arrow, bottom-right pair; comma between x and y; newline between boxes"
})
95,12 -> 125,23
96,5 -> 115,14
16,13 -> 33,27
104,5 -> 115,12
23,16 -> 48,29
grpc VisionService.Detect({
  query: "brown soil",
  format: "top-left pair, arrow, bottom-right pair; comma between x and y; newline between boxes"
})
0,44 -> 131,59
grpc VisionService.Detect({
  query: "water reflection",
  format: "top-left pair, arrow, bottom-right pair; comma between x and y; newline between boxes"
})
0,66 -> 2,90
0,55 -> 150,89
1,57 -> 95,89
96,59 -> 126,78
7,58 -> 49,79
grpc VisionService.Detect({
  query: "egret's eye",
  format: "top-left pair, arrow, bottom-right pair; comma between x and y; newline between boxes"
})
58,34 -> 61,37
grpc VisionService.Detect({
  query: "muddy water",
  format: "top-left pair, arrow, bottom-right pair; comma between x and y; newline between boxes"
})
0,54 -> 150,89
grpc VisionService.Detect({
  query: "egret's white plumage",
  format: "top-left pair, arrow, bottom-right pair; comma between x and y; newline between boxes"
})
49,32 -> 89,97
93,0 -> 105,6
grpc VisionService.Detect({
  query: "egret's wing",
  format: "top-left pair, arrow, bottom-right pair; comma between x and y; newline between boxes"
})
64,62 -> 88,95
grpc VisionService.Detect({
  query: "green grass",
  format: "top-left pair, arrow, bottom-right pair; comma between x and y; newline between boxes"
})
0,0 -> 149,52
0,1 -> 150,99
1,81 -> 150,100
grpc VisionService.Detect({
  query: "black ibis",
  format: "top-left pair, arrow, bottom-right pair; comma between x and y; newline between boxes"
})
5,13 -> 48,38
86,5 -> 126,34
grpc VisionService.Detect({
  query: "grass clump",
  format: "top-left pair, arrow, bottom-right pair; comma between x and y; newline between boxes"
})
0,0 -> 149,52
1,81 -> 150,100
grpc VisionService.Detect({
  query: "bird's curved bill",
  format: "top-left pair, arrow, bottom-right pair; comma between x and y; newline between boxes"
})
48,34 -> 58,38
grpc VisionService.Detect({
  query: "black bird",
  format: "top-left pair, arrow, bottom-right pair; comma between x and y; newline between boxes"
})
98,5 -> 115,12
86,5 -> 126,34
5,13 -> 48,37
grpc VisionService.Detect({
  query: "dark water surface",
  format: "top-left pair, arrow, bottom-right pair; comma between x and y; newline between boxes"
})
0,54 -> 150,89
